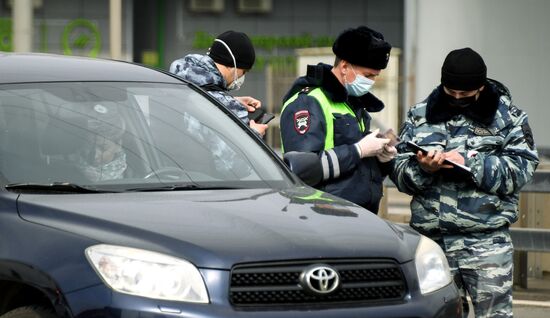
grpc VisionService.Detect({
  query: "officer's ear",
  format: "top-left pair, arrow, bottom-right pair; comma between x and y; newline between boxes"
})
340,60 -> 350,75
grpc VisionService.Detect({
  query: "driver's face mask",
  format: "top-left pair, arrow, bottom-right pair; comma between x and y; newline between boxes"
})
82,151 -> 127,182
79,138 -> 127,182
214,39 -> 245,91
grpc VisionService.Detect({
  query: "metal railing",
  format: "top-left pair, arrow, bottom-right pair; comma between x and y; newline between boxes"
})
512,170 -> 550,288
512,170 -> 550,252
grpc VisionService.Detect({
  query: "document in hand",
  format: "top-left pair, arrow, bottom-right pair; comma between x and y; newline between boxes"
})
404,141 -> 472,174
376,128 -> 401,147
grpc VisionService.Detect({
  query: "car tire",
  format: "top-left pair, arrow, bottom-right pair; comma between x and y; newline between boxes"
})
0,307 -> 57,318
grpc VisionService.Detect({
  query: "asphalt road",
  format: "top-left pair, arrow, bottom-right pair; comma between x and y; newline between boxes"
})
512,306 -> 549,317
466,303 -> 549,317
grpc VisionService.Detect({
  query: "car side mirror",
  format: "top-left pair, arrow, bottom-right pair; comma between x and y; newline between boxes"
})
283,151 -> 322,187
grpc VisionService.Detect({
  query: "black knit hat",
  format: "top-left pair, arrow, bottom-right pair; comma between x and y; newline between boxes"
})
332,26 -> 391,70
207,31 -> 255,70
441,48 -> 487,90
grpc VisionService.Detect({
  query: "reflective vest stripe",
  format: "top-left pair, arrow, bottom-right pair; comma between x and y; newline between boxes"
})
281,87 -> 363,152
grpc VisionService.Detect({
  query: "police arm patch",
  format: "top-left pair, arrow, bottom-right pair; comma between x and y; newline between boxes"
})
294,110 -> 310,135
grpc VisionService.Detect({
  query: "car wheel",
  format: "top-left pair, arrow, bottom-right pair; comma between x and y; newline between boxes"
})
0,306 -> 57,318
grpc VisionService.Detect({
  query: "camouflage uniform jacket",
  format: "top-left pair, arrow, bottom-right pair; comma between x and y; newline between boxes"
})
169,55 -> 252,177
391,80 -> 539,235
169,54 -> 249,124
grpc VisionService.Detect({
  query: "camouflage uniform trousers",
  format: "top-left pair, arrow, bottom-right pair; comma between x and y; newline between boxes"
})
434,229 -> 514,318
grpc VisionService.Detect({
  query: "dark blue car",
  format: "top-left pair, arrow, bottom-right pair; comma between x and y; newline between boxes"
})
0,53 -> 461,318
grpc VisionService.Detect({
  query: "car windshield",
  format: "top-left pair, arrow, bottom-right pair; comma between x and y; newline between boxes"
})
0,82 -> 293,191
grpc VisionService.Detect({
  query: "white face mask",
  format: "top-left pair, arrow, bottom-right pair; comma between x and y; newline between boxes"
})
228,72 -> 245,91
80,151 -> 127,182
214,38 -> 245,91
344,65 -> 375,97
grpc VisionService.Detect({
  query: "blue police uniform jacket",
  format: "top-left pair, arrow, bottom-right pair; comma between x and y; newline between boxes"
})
280,63 -> 392,213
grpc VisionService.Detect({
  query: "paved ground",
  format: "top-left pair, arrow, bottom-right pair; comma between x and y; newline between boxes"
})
465,299 -> 550,317
466,304 -> 550,318
462,276 -> 550,317
513,303 -> 550,318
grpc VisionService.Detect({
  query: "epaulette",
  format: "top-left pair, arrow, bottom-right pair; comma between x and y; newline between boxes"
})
300,86 -> 312,94
509,104 -> 523,117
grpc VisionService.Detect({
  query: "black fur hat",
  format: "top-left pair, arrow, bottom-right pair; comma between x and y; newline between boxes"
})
332,26 -> 391,70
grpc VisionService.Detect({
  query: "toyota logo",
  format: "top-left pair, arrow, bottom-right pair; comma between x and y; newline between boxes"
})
299,264 -> 340,295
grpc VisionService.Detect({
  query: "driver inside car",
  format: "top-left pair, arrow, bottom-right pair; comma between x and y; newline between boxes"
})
73,103 -> 128,182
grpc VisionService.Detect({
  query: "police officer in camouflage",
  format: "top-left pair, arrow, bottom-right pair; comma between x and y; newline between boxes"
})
279,26 -> 397,213
390,48 -> 539,318
169,30 -> 268,136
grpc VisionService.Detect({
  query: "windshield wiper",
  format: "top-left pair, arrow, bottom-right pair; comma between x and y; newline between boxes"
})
5,182 -> 118,193
125,184 -> 238,192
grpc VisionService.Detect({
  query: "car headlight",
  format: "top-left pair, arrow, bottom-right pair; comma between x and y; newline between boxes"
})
415,236 -> 453,294
85,244 -> 209,303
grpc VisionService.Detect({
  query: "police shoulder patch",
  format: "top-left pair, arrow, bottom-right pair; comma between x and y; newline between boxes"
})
294,110 -> 310,135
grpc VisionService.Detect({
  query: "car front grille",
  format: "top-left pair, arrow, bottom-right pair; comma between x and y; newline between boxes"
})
229,259 -> 407,307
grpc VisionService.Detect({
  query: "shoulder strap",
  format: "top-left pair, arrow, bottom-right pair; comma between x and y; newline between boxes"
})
307,88 -> 336,149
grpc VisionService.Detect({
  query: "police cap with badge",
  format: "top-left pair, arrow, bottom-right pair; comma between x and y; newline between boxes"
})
332,26 -> 392,70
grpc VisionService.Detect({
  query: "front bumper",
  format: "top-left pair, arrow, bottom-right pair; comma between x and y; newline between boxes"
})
65,267 -> 462,318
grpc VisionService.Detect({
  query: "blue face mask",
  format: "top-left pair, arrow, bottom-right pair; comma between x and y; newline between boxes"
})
345,66 -> 375,97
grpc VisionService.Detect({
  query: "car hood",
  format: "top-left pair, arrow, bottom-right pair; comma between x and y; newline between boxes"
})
17,187 -> 419,269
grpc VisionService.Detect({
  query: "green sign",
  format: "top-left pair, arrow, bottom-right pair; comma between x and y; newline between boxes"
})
62,19 -> 101,57
193,31 -> 335,72
0,18 -> 13,52
0,18 -> 102,57
193,31 -> 334,51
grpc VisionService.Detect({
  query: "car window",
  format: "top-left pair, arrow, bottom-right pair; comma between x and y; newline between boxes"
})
0,82 -> 293,191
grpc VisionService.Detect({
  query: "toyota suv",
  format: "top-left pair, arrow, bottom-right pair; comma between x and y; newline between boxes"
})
0,53 -> 461,318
